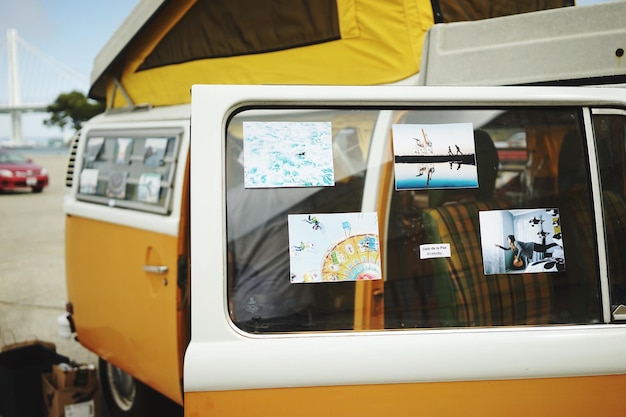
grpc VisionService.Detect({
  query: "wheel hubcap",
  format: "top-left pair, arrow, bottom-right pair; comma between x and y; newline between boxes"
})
106,362 -> 136,411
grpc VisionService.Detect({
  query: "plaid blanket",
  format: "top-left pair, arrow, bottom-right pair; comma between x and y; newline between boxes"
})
422,200 -> 553,327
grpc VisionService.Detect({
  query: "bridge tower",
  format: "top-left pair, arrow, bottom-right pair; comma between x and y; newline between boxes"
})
1,29 -> 88,146
7,29 -> 23,144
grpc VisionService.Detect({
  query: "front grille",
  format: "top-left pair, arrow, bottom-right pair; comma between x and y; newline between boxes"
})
15,170 -> 37,177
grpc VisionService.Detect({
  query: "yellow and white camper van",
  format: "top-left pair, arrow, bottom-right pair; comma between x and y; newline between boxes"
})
62,1 -> 626,416
64,84 -> 626,416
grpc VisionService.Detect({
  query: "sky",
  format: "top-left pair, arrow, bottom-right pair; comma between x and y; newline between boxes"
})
0,0 -> 618,143
0,0 -> 139,143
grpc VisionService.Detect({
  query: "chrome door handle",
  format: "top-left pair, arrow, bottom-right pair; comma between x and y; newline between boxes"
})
143,265 -> 169,274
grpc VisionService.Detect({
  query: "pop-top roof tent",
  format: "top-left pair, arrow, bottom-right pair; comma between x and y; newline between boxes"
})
89,0 -> 572,110
419,0 -> 626,87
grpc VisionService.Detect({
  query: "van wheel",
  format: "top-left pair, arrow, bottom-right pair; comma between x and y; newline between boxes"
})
98,358 -> 182,417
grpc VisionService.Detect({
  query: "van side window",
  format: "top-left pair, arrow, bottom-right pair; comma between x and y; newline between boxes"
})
77,132 -> 181,214
592,112 -> 626,319
386,108 -> 601,328
225,110 -> 378,332
225,107 -> 603,333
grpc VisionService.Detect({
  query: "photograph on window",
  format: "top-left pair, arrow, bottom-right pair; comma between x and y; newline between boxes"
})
79,169 -> 99,194
391,123 -> 478,190
243,121 -> 334,188
143,138 -> 168,167
106,171 -> 128,199
85,137 -> 104,162
288,212 -> 381,283
114,138 -> 133,164
137,173 -> 162,203
480,208 -> 565,275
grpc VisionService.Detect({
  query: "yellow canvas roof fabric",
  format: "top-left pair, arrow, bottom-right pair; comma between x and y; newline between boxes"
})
137,0 -> 343,71
93,0 -> 572,108
95,0 -> 435,108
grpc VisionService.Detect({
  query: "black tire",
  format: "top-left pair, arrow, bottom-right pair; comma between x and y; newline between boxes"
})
98,358 -> 182,417
31,186 -> 43,193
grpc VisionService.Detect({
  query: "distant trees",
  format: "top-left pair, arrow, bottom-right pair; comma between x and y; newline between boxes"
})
44,90 -> 105,132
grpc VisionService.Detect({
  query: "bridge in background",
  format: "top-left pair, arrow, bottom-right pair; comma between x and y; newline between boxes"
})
0,29 -> 89,144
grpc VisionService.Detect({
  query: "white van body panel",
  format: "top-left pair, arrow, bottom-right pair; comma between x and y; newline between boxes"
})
418,1 -> 626,86
64,105 -> 190,236
186,84 -> 626,392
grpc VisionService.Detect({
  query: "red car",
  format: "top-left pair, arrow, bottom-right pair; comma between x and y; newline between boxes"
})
0,148 -> 49,193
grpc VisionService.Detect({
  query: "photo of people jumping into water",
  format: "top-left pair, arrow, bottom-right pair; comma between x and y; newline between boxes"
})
479,208 -> 565,274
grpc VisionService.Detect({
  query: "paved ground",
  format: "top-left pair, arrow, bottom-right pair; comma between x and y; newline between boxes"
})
0,151 -> 97,365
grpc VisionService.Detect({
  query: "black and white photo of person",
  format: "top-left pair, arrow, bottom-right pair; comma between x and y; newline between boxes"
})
479,208 -> 565,275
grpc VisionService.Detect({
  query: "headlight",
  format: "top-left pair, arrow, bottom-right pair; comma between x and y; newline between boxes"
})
40,168 -> 48,175
0,169 -> 13,177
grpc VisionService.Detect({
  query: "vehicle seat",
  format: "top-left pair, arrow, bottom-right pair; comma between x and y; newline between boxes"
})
421,130 -> 553,326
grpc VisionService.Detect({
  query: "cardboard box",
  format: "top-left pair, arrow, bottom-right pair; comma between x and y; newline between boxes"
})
0,342 -> 68,417
42,373 -> 101,417
52,364 -> 98,389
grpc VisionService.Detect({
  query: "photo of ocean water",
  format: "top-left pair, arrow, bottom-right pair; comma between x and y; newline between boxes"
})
243,121 -> 334,188
394,162 -> 479,190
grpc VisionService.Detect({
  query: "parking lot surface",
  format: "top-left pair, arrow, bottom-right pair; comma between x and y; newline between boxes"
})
0,151 -> 96,365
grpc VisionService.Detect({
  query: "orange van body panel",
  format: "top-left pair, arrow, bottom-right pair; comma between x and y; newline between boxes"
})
65,214 -> 183,404
185,375 -> 626,417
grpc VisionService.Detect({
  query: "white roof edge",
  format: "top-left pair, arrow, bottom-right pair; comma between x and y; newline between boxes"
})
90,0 -> 166,86
86,103 -> 191,126
420,1 -> 626,86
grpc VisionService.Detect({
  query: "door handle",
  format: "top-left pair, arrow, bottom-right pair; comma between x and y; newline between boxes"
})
143,265 -> 169,274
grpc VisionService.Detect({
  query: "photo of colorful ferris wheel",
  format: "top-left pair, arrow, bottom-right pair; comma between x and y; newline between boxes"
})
288,212 -> 381,283
321,233 -> 381,282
